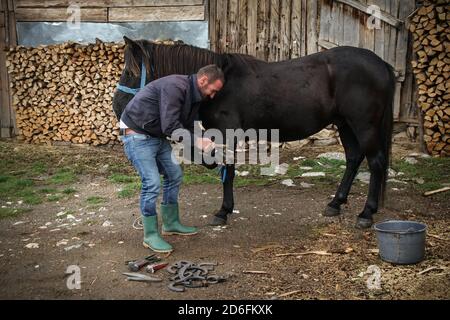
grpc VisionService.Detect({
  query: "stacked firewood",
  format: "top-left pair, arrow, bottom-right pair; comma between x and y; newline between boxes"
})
6,40 -> 124,145
409,1 -> 450,156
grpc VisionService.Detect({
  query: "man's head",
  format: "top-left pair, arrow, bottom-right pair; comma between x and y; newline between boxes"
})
196,65 -> 225,100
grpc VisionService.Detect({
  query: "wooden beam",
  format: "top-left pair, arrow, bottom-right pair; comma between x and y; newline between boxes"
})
108,5 -> 204,22
15,7 -> 108,21
318,38 -> 337,49
335,0 -> 403,28
15,0 -> 204,8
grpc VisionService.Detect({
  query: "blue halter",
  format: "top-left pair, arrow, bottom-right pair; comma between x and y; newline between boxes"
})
117,60 -> 147,95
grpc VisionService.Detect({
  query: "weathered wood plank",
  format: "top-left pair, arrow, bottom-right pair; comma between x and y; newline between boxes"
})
269,0 -> 280,61
336,0 -> 402,27
238,0 -> 248,54
218,0 -> 228,52
318,38 -> 337,49
109,5 -> 204,22
16,0 -> 204,8
343,4 -> 358,46
300,0 -> 306,56
208,0 -> 217,50
279,0 -> 291,60
228,0 -> 238,52
306,0 -> 318,54
0,26 -> 12,137
291,0 -> 301,58
256,0 -> 270,60
318,0 -> 331,50
247,0 -> 258,56
387,0 -> 399,67
373,0 -> 385,59
16,7 -> 108,21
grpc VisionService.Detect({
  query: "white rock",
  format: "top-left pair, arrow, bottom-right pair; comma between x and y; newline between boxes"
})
317,152 -> 346,161
64,244 -> 82,251
404,157 -> 418,165
293,156 -> 305,161
388,168 -> 397,177
301,172 -> 326,177
56,211 -> 66,217
102,220 -> 113,227
273,212 -> 282,215
233,209 -> 240,214
356,172 -> 371,184
25,243 -> 39,249
201,215 -> 208,219
38,226 -> 48,230
66,214 -> 76,220
6,202 -> 12,205
274,163 -> 289,175
56,239 -> 69,247
118,241 -> 124,245
13,221 -> 26,226
300,182 -> 314,188
299,166 -> 313,171
17,200 -> 23,205
281,179 -> 295,187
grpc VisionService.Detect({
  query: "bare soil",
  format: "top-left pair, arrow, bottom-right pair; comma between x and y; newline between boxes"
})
0,140 -> 448,300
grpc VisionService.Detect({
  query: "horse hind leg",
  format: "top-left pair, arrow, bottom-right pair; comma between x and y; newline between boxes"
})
324,124 -> 364,217
355,129 -> 388,229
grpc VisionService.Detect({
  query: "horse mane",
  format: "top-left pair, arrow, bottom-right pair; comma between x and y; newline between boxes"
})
124,40 -> 224,80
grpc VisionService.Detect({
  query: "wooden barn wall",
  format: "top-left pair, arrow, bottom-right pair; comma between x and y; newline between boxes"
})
0,0 -> 16,138
208,0 -> 418,123
13,0 -> 206,22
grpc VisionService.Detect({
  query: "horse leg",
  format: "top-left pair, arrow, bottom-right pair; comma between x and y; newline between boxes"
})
355,131 -> 388,229
324,124 -> 364,216
209,164 -> 235,226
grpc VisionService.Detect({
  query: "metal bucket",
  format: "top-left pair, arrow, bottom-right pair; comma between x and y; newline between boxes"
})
374,220 -> 427,265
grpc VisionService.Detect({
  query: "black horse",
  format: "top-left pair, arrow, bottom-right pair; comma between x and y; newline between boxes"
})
113,37 -> 395,229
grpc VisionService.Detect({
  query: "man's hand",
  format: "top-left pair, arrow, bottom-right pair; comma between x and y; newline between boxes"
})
196,137 -> 214,152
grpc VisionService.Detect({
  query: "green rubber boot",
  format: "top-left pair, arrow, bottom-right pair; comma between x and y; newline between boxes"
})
161,203 -> 198,236
142,215 -> 173,253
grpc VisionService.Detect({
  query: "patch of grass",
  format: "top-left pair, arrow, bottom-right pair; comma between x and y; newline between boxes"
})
108,173 -> 137,184
32,161 -> 48,174
86,196 -> 106,205
118,182 -> 141,198
392,157 -> 450,191
47,194 -> 63,202
49,168 -> 76,185
39,187 -> 58,194
0,207 -> 33,219
0,175 -> 10,183
21,193 -> 43,205
62,187 -> 77,194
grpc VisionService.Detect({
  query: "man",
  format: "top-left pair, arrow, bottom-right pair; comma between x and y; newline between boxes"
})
120,65 -> 225,253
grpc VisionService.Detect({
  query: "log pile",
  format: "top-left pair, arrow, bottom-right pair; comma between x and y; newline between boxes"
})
6,40 -> 124,146
409,1 -> 450,156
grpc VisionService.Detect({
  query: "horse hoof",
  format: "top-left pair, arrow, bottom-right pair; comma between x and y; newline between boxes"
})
209,215 -> 227,226
355,217 -> 373,229
323,205 -> 341,217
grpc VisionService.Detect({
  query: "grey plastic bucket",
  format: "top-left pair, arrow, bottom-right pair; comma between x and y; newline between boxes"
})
374,220 -> 427,265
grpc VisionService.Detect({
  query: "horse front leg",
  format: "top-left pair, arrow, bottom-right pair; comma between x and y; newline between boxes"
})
209,164 -> 235,226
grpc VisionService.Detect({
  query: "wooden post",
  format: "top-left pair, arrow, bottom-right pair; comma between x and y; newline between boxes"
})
0,0 -> 16,138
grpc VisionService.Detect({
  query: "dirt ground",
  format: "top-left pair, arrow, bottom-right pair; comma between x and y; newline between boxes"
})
0,140 -> 449,300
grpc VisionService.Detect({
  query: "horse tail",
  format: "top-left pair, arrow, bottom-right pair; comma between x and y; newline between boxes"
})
380,63 -> 395,207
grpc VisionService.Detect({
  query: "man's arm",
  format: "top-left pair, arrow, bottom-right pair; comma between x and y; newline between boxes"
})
159,85 -> 185,137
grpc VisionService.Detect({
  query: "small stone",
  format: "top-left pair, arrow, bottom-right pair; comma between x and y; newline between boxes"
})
301,172 -> 325,177
102,220 -> 113,227
25,243 -> 39,249
281,179 -> 295,187
404,157 -> 418,165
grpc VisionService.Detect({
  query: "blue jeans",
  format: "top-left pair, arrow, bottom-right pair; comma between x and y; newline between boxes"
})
121,134 -> 183,217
